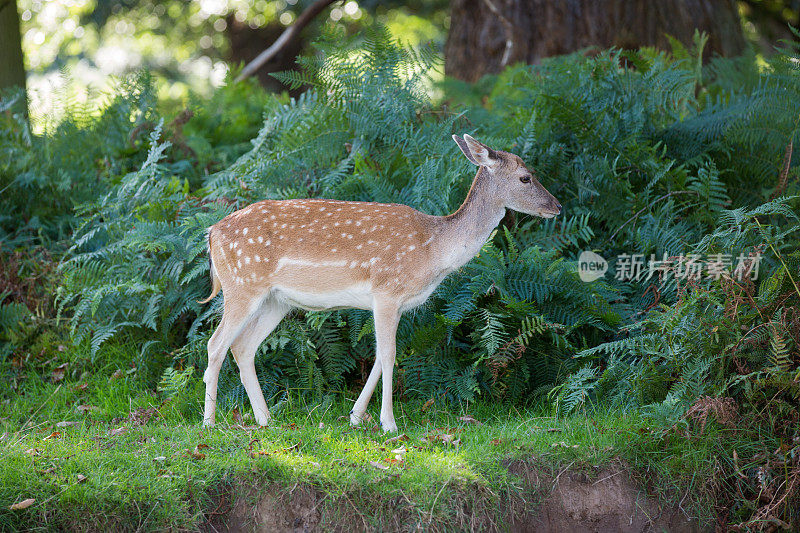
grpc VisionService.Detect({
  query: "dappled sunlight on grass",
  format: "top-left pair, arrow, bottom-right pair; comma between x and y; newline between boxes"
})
0,340 -> 748,530
0,372 -> 747,530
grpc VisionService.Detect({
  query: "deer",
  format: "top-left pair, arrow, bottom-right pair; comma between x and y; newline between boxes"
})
199,134 -> 561,432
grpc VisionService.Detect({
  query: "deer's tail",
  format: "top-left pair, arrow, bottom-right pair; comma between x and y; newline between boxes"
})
198,229 -> 222,304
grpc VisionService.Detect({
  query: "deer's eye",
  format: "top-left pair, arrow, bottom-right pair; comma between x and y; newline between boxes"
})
520,175 -> 531,184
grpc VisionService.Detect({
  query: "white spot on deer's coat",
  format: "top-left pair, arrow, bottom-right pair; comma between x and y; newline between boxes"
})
245,257 -> 251,264
243,228 -> 248,235
258,236 -> 263,243
408,245 -> 416,251
237,249 -> 242,256
237,260 -> 242,268
255,255 -> 261,262
248,238 -> 254,244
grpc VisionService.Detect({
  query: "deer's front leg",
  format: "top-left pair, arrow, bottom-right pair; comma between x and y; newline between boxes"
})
374,301 -> 401,432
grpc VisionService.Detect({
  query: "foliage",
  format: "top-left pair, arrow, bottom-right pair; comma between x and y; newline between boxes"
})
38,28 -> 797,410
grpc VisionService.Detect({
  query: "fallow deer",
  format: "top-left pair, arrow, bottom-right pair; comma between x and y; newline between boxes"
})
200,134 -> 561,431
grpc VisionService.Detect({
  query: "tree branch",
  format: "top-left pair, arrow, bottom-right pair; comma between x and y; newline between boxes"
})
481,0 -> 514,67
235,0 -> 338,83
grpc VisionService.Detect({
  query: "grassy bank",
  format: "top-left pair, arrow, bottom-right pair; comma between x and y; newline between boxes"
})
0,345 -> 751,531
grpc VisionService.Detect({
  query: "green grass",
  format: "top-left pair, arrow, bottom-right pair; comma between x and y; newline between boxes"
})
0,342 -> 752,531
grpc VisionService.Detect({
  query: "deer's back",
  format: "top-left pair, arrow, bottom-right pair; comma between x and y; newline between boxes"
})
209,199 -> 441,308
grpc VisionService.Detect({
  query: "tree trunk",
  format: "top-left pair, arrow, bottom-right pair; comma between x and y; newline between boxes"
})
445,0 -> 747,82
0,0 -> 26,92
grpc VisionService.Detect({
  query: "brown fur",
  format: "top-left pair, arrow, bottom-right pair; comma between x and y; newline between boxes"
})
207,199 -> 440,304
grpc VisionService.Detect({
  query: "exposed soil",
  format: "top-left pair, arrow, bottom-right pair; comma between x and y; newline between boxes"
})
506,460 -> 697,532
205,459 -> 701,532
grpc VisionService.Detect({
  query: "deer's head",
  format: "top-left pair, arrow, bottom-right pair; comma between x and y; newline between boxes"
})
453,134 -> 561,219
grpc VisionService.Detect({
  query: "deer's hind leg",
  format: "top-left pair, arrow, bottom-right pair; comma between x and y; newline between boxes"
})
204,296 -> 257,427
229,299 -> 289,426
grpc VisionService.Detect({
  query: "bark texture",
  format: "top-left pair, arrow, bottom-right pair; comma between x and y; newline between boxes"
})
226,16 -> 303,92
445,0 -> 747,82
0,0 -> 26,91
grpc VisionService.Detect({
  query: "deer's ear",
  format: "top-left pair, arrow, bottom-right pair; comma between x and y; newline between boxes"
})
461,134 -> 498,167
452,135 -> 480,165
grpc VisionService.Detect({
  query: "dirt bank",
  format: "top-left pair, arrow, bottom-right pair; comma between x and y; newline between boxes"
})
205,459 -> 700,532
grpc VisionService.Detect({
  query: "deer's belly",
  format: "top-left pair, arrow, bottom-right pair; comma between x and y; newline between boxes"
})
271,283 -> 374,311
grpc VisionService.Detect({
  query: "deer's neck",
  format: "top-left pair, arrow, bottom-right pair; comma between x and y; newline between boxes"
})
435,167 -> 506,272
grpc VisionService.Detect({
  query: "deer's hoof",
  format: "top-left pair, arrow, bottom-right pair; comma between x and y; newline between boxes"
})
381,419 -> 398,433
